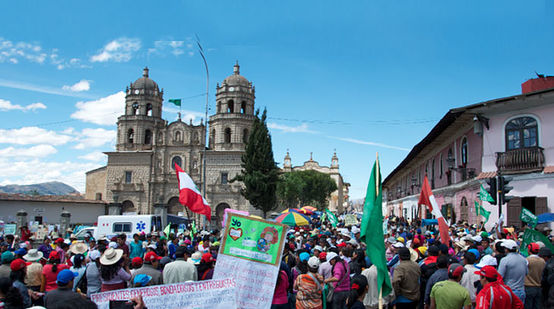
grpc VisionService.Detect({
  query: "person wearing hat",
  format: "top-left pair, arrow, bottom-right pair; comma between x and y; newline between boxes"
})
198,253 -> 216,281
130,251 -> 163,286
0,251 -> 14,279
99,248 -> 131,292
498,239 -> 527,303
424,255 -> 449,307
85,250 -> 102,297
324,250 -> 351,309
164,246 -> 197,284
44,269 -> 83,308
10,258 -> 32,307
42,250 -> 70,292
23,249 -> 44,296
429,263 -> 471,309
294,256 -> 323,309
474,266 -> 523,309
460,250 -> 480,306
524,242 -> 546,309
392,247 -> 421,308
132,274 -> 152,288
70,254 -> 86,291
318,251 -> 335,280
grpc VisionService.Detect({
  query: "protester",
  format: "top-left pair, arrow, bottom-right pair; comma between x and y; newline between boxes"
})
10,258 -> 32,307
163,246 -> 197,283
131,251 -> 163,286
424,255 -> 449,307
198,253 -> 216,281
294,256 -> 323,309
85,250 -> 102,297
474,266 -> 524,309
70,254 -> 86,291
99,248 -> 131,291
42,251 -> 69,292
324,251 -> 351,309
346,274 -> 369,309
429,263 -> 471,309
460,251 -> 480,305
392,247 -> 420,309
22,248 -> 43,301
497,239 -> 527,303
0,277 -> 24,308
271,263 -> 290,309
44,269 -> 83,308
0,252 -> 14,280
524,242 -> 545,309
362,264 -> 395,309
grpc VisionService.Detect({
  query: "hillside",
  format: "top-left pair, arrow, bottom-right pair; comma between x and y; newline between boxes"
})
0,181 -> 79,195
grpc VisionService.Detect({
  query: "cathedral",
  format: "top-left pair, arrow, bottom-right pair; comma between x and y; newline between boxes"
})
85,63 -> 350,225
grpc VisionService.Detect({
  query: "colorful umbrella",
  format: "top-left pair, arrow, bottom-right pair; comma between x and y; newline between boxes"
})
275,211 -> 310,227
299,206 -> 317,215
281,208 -> 301,214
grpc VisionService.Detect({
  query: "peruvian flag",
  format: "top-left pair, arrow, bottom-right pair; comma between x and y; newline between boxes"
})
175,163 -> 211,221
418,175 -> 451,244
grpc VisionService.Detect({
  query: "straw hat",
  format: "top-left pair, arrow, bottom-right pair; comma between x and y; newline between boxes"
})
69,242 -> 88,255
23,249 -> 43,262
409,248 -> 419,262
100,248 -> 124,266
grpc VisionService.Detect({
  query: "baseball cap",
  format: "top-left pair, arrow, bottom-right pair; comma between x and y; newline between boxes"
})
474,265 -> 499,280
14,248 -> 26,256
55,238 -> 65,244
57,269 -> 78,285
308,256 -> 321,268
133,274 -> 152,287
501,239 -> 518,250
10,258 -> 30,271
528,243 -> 540,254
144,252 -> 162,263
392,242 -> 405,248
475,255 -> 497,268
319,252 -> 327,261
448,263 -> 466,277
201,253 -> 215,263
299,252 -> 310,262
1,251 -> 14,264
326,252 -> 338,262
48,251 -> 60,260
468,248 -> 480,260
131,257 -> 143,267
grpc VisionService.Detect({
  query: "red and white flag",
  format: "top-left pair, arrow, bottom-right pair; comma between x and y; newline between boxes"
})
418,175 -> 451,244
175,163 -> 211,221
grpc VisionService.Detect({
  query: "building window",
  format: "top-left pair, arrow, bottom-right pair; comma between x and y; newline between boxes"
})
241,101 -> 246,114
440,154 -> 443,179
127,129 -> 134,144
132,102 -> 139,115
243,128 -> 249,143
227,100 -> 234,113
146,103 -> 153,116
221,172 -> 229,185
224,128 -> 231,143
461,137 -> 468,167
431,159 -> 435,189
505,116 -> 538,150
125,171 -> 132,184
95,193 -> 102,200
171,156 -> 182,170
144,129 -> 152,144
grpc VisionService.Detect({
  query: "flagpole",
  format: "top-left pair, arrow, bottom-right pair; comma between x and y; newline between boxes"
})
197,36 -> 209,230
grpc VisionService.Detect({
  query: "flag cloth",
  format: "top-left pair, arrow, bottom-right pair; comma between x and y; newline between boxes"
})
418,175 -> 451,245
360,157 -> 392,297
520,208 -> 538,228
191,220 -> 197,235
175,163 -> 211,220
479,184 -> 495,203
324,209 -> 338,227
163,224 -> 171,236
520,228 -> 554,257
169,99 -> 181,106
474,201 -> 491,222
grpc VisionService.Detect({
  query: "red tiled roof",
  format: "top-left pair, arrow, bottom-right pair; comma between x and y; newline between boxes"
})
544,166 -> 554,174
477,171 -> 497,179
0,193 -> 106,204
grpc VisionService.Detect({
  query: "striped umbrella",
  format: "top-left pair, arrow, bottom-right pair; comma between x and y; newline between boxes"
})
281,208 -> 301,214
300,206 -> 317,215
275,211 -> 310,227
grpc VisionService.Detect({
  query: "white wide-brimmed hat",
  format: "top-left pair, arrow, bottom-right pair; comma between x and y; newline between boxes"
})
23,249 -> 43,262
69,242 -> 88,255
99,248 -> 124,266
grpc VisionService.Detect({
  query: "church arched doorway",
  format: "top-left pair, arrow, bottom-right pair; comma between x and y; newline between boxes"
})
168,197 -> 182,215
121,200 -> 136,214
216,203 -> 231,227
459,197 -> 468,222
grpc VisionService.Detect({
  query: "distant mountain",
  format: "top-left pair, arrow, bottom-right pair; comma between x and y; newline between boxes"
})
0,181 -> 79,195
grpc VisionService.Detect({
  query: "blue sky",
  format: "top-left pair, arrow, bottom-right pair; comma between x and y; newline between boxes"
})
1,1 -> 553,199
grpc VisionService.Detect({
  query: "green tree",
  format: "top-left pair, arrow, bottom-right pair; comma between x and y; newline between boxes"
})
276,172 -> 305,208
276,170 -> 337,210
233,108 -> 280,218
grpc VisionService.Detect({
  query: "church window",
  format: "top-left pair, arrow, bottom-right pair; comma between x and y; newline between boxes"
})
224,128 -> 231,144
146,103 -> 153,116
240,101 -> 246,114
144,129 -> 152,144
125,171 -> 132,184
175,131 -> 182,142
132,102 -> 139,115
221,172 -> 229,185
227,100 -> 234,113
505,116 -> 538,150
127,129 -> 134,144
243,128 -> 249,143
95,193 -> 102,200
171,156 -> 182,170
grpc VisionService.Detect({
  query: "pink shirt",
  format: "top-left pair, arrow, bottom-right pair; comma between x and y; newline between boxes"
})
42,264 -> 69,291
332,261 -> 351,292
272,270 -> 289,305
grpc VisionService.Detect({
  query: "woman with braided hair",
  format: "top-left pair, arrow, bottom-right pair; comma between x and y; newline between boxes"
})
346,275 -> 368,309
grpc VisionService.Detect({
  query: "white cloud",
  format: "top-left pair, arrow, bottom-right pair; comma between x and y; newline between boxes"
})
0,38 -> 47,64
0,99 -> 46,112
0,144 -> 57,158
74,128 -> 116,149
71,91 -> 125,126
78,151 -> 106,162
62,80 -> 91,92
162,106 -> 204,124
91,38 -> 141,62
268,123 -> 317,134
149,40 -> 193,57
0,127 -> 72,145
328,136 -> 410,151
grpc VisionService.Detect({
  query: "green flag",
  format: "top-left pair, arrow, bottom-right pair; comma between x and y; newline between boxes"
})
191,220 -> 197,235
520,208 -> 538,228
324,209 -> 338,227
520,228 -> 554,257
360,157 -> 392,297
169,99 -> 182,107
163,224 -> 171,236
474,201 -> 491,222
479,185 -> 495,203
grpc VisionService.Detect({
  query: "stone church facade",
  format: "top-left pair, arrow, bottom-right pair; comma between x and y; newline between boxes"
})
86,64 -> 261,225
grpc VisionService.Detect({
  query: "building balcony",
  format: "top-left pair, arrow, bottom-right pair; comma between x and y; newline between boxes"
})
496,147 -> 544,174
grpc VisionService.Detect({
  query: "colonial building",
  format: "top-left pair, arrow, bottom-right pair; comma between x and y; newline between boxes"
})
86,64 -> 261,226
383,77 -> 554,230
282,152 -> 350,213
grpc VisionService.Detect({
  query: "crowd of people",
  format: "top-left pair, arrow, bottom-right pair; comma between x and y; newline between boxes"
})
0,215 -> 552,309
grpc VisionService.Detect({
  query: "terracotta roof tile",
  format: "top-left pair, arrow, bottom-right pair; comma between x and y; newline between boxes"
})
544,166 -> 554,174
477,171 -> 497,179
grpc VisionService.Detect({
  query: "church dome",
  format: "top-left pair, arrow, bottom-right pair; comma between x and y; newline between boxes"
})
222,62 -> 251,87
132,67 -> 158,90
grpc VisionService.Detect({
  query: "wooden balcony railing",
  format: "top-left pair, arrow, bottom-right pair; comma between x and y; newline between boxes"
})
496,147 -> 544,174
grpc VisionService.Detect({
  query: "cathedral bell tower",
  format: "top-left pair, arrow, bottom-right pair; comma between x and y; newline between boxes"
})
117,67 -> 166,151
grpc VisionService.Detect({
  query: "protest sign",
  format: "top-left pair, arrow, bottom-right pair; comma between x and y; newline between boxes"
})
344,214 -> 359,226
3,224 -> 16,235
221,208 -> 249,229
520,208 -> 538,227
214,213 -> 286,309
90,278 -> 237,309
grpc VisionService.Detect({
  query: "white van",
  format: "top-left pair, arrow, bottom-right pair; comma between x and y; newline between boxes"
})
95,215 -> 163,239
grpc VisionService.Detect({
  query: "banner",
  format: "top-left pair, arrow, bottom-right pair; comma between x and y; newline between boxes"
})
479,184 -> 495,203
3,224 -> 16,235
344,214 -> 359,226
323,209 -> 338,227
520,208 -> 538,228
474,201 -> 491,223
520,228 -> 554,257
90,278 -> 237,309
214,213 -> 286,309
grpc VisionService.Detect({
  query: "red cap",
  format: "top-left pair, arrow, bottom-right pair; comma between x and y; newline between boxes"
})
55,238 -> 64,244
337,242 -> 346,248
528,243 -> 540,254
201,253 -> 215,263
48,251 -> 60,260
319,252 -> 327,260
144,252 -> 162,263
131,257 -> 143,267
474,265 -> 499,280
10,258 -> 30,271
